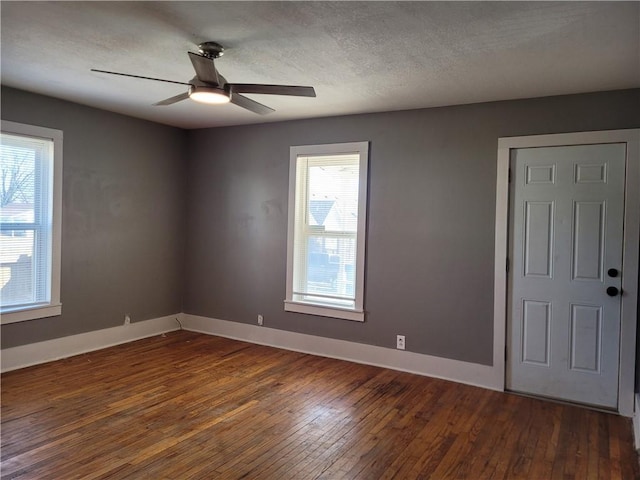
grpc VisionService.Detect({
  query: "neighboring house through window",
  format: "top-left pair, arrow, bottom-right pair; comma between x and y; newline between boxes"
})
0,121 -> 62,323
285,141 -> 369,321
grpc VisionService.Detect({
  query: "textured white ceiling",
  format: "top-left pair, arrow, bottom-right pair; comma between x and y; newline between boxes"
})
1,1 -> 638,129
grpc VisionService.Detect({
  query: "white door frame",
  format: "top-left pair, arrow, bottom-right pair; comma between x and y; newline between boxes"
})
493,129 -> 640,417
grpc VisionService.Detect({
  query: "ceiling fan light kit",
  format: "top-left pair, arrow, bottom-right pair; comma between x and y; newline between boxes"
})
91,41 -> 315,115
189,86 -> 230,105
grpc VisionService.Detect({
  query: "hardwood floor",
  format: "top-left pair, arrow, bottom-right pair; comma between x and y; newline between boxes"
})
1,330 -> 638,479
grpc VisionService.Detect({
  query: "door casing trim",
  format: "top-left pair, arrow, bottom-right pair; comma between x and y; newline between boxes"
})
494,129 -> 640,417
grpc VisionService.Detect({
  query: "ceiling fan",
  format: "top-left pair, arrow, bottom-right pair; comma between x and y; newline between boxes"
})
91,41 -> 316,115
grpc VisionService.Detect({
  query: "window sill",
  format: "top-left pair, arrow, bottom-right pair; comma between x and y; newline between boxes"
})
1,303 -> 62,324
284,300 -> 364,322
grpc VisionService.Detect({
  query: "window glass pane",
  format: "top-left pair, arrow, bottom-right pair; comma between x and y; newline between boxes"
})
0,229 -> 36,306
304,235 -> 356,299
307,162 -> 359,232
0,139 -> 36,223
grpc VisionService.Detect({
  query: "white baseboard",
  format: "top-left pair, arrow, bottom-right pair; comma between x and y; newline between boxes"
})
634,394 -> 640,450
1,314 -> 183,373
182,314 -> 503,392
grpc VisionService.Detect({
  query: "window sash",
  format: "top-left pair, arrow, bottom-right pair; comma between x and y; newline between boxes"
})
0,225 -> 50,307
293,231 -> 357,302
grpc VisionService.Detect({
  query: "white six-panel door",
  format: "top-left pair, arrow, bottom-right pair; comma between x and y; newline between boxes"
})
507,143 -> 626,409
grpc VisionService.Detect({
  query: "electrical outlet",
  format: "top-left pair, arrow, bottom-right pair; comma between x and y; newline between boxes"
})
124,314 -> 131,326
257,314 -> 264,326
396,335 -> 405,350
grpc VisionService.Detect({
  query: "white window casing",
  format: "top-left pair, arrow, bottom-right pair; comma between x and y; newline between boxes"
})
1,121 -> 62,324
285,142 -> 369,322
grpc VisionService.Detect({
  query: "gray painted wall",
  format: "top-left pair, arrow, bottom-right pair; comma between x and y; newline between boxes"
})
184,89 -> 640,366
1,86 -> 638,372
1,87 -> 187,349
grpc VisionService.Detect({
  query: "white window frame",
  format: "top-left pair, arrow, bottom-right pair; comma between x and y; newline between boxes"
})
1,120 -> 62,324
285,141 -> 369,322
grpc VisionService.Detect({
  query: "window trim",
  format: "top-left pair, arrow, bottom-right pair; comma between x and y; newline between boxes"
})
285,141 -> 369,322
1,120 -> 62,324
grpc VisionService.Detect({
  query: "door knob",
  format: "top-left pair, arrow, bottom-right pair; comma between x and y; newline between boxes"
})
606,286 -> 620,296
607,268 -> 619,278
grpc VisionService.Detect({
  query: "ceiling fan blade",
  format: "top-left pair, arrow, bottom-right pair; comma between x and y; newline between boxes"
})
230,93 -> 275,115
227,84 -> 316,97
91,69 -> 190,86
188,52 -> 219,85
153,91 -> 190,106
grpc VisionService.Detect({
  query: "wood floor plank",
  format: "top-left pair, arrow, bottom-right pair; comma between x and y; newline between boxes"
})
1,331 -> 638,480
